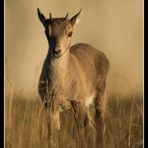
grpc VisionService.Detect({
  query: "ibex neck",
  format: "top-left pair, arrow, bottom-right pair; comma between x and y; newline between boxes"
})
52,54 -> 70,70
49,49 -> 71,89
47,48 -> 70,72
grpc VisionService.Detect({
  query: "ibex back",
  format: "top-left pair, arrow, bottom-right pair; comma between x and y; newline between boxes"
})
37,8 -> 110,148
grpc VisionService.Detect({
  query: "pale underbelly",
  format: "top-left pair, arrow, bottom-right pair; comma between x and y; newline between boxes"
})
85,94 -> 95,107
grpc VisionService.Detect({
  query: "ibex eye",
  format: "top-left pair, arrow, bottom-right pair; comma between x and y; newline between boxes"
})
68,32 -> 73,37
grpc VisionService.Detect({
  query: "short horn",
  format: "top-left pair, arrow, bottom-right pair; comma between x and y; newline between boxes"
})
49,12 -> 53,20
65,13 -> 69,20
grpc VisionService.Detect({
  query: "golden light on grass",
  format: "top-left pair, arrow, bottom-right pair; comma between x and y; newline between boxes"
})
5,88 -> 143,148
5,0 -> 143,147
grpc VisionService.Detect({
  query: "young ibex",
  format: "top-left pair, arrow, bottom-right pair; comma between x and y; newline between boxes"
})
37,8 -> 110,148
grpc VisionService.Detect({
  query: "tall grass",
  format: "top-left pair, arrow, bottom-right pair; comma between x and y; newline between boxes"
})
5,94 -> 143,148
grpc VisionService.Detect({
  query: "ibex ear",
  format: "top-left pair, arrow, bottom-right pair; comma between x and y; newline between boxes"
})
70,9 -> 82,28
37,8 -> 46,27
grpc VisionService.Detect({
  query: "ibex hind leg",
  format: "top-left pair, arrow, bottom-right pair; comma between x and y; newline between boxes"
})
95,81 -> 107,148
84,108 -> 96,148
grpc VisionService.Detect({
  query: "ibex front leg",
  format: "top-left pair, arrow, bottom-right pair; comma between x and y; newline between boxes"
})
45,94 -> 60,148
46,109 -> 60,148
71,101 -> 88,148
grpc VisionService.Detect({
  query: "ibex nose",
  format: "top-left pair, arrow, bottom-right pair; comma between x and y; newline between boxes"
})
54,49 -> 61,54
54,48 -> 61,57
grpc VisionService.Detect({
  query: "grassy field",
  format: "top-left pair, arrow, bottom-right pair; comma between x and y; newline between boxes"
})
5,95 -> 143,148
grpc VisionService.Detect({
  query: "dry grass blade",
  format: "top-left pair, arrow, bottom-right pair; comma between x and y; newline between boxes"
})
128,97 -> 135,148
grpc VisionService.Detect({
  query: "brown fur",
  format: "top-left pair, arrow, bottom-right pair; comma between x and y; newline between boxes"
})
37,9 -> 110,148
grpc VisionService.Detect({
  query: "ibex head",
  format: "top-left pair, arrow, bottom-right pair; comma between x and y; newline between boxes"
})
37,8 -> 82,58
